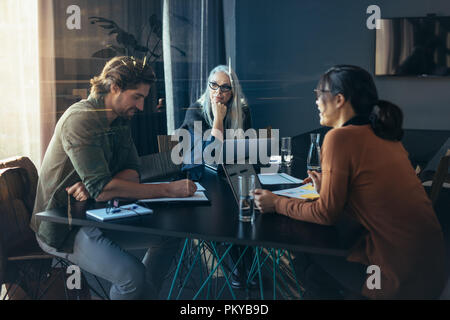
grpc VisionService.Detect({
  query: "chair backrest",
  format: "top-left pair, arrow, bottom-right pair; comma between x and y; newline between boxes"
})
157,135 -> 178,153
0,166 -> 36,255
429,149 -> 450,206
0,156 -> 38,211
0,157 -> 38,260
139,151 -> 181,181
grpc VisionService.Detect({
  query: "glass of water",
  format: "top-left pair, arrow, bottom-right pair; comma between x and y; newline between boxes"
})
281,137 -> 293,166
307,133 -> 321,171
238,175 -> 255,223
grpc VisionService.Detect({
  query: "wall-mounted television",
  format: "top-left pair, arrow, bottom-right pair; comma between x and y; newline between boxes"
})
375,16 -> 450,77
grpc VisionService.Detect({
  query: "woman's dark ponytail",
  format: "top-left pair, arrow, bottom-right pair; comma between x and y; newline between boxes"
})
319,65 -> 404,142
369,100 -> 404,141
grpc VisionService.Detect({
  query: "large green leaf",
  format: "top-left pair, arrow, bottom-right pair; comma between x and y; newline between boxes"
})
135,45 -> 149,53
92,48 -> 117,58
109,45 -> 126,55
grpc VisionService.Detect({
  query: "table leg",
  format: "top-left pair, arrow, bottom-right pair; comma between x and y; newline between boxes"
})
215,245 -> 249,299
255,247 -> 264,300
193,243 -> 234,300
167,238 -> 189,300
175,240 -> 204,300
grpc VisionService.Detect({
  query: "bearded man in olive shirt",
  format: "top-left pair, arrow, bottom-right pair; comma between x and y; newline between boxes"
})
31,56 -> 196,300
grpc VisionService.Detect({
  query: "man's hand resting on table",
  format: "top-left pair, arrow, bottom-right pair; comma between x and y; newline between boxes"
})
73,174 -> 198,203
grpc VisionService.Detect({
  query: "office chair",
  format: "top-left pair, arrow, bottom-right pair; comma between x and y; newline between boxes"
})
428,149 -> 450,207
0,156 -> 101,300
157,135 -> 178,153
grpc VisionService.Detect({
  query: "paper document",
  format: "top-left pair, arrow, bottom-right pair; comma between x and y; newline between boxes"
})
138,191 -> 209,203
145,182 -> 205,191
273,183 -> 320,200
86,204 -> 153,221
258,173 -> 303,185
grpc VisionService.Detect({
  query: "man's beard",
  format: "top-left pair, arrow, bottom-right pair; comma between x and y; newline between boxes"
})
116,95 -> 137,120
123,109 -> 137,120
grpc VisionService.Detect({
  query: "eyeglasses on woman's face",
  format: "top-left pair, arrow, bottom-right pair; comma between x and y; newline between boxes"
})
314,89 -> 332,100
209,81 -> 232,93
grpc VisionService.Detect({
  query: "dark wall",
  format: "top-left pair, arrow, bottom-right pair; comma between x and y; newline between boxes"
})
235,0 -> 450,137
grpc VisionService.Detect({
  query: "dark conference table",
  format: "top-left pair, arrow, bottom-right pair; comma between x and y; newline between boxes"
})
35,160 -> 364,299
35,165 -> 361,258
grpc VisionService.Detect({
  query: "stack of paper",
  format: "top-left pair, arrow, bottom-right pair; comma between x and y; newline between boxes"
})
145,182 -> 205,191
138,191 -> 209,203
139,182 -> 209,202
273,183 -> 319,200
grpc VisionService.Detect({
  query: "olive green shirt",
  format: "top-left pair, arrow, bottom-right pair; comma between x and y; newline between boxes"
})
31,94 -> 140,252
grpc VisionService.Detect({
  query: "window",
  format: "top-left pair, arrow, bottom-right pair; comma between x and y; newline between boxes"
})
0,0 -> 40,167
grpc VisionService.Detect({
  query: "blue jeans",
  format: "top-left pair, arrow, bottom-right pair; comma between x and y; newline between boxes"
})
36,227 -> 181,300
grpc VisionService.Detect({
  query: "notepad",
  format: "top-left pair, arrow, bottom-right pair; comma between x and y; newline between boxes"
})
145,182 -> 206,191
257,173 -> 303,185
138,191 -> 209,203
86,204 -> 153,221
273,183 -> 320,200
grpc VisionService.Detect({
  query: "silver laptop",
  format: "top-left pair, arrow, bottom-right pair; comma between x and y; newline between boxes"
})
205,138 -> 275,171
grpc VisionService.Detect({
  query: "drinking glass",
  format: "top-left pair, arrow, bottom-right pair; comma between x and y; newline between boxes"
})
238,175 -> 255,223
307,133 -> 321,171
281,137 -> 293,166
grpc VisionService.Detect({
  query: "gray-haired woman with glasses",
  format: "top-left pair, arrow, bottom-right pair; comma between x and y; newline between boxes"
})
181,65 -> 252,142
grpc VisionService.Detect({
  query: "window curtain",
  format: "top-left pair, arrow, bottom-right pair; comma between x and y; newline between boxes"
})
163,0 -> 228,133
0,0 -> 41,167
126,0 -> 165,155
38,0 -> 57,166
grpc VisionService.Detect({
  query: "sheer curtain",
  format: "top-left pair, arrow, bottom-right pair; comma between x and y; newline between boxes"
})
39,0 -> 56,165
0,0 -> 40,167
163,0 -> 227,133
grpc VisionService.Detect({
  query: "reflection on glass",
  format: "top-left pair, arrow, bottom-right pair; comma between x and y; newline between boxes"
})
281,137 -> 293,166
376,17 -> 450,76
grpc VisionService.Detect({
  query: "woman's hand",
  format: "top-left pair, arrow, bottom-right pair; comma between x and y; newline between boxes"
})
211,102 -> 227,141
66,182 -> 90,202
212,101 -> 227,122
307,170 -> 322,193
254,189 -> 279,213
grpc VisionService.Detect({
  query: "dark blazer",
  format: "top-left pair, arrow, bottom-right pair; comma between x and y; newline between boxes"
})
179,102 -> 252,179
180,101 -> 252,132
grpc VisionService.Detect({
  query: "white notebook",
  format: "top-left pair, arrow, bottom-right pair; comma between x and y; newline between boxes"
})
138,191 -> 209,203
145,182 -> 205,191
86,204 -> 153,221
